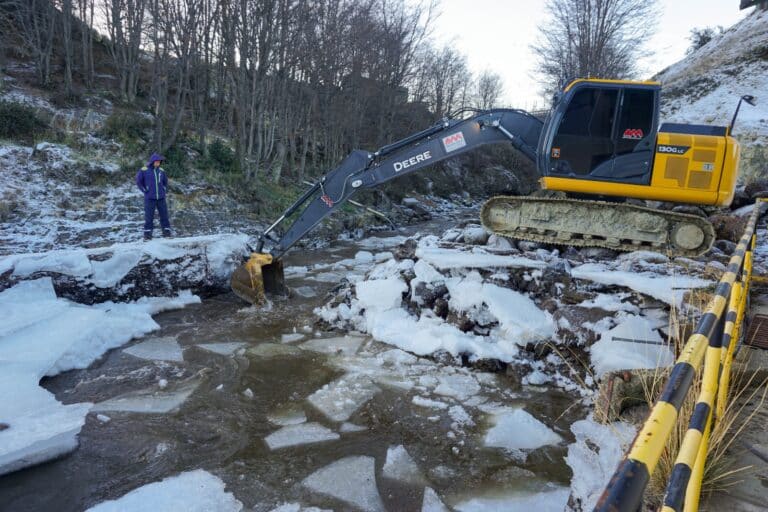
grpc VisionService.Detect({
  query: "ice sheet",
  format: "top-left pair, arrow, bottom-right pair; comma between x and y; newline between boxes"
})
264,423 -> 339,450
302,456 -> 385,512
85,469 -> 242,512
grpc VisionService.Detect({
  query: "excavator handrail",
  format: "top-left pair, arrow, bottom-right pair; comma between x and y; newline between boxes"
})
256,108 -> 543,260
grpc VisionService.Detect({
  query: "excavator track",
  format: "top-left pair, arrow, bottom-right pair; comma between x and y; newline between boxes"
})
480,196 -> 715,258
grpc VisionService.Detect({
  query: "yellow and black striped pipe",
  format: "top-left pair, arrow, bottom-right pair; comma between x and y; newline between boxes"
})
595,202 -> 764,512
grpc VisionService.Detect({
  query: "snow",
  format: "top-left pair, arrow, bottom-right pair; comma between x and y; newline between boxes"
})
123,337 -> 185,362
0,278 -> 198,476
483,408 -> 562,454
577,293 -> 639,313
307,374 -> 380,422
85,470 -> 242,512
302,456 -> 386,512
422,487 -> 450,512
382,445 -> 426,485
264,423 -> 339,450
565,416 -> 637,511
1,234 -> 250,285
571,263 -> 711,307
453,487 -> 569,512
415,247 -> 546,271
481,283 -> 555,343
281,333 -> 305,343
356,276 -> 408,311
91,381 -> 200,414
590,315 -> 675,378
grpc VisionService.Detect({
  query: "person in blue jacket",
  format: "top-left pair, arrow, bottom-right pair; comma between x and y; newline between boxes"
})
135,153 -> 172,240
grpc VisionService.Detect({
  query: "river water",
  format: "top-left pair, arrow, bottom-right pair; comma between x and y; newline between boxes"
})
0,216 -> 585,512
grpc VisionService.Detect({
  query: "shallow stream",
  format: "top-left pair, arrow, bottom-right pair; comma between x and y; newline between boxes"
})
0,217 -> 584,512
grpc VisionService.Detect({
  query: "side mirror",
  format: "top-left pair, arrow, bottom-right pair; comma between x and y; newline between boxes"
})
743,94 -> 757,106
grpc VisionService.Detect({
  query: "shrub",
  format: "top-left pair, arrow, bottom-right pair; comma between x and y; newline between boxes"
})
688,26 -> 723,54
207,138 -> 238,173
101,112 -> 152,142
161,144 -> 187,178
0,101 -> 47,142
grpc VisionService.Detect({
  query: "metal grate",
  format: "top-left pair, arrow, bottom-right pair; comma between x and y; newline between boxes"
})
744,314 -> 768,349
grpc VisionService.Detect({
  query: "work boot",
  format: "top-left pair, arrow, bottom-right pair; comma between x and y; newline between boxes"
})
162,229 -> 172,238
144,234 -> 152,241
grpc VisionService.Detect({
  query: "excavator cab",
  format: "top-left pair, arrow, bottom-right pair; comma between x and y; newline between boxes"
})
538,79 -> 741,207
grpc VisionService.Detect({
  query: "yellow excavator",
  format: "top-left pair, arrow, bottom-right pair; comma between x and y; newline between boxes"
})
231,78 -> 756,304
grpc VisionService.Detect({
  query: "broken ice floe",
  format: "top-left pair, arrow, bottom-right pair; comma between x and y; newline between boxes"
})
264,423 -> 339,450
0,278 -> 197,476
307,375 -> 380,422
195,342 -> 248,356
422,487 -> 450,512
299,335 -> 366,356
281,333 -> 306,343
85,469 -> 242,512
267,407 -> 307,426
123,337 -> 184,362
434,374 -> 481,401
339,422 -> 367,433
483,408 -> 562,454
302,456 -> 385,512
453,486 -> 569,512
249,343 -> 303,358
91,381 -> 200,414
382,445 -> 426,486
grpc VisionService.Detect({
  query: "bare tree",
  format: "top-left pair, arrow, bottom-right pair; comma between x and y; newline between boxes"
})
2,0 -> 57,86
532,0 -> 659,98
475,70 -> 503,110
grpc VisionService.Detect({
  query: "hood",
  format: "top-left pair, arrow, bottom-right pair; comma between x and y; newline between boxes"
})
147,153 -> 165,167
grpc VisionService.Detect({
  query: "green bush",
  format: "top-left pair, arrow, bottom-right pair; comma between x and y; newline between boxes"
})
101,112 -> 152,142
207,138 -> 238,173
161,144 -> 187,178
0,101 -> 47,142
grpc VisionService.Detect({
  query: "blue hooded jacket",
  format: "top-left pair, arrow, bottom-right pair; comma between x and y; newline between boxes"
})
136,153 -> 168,200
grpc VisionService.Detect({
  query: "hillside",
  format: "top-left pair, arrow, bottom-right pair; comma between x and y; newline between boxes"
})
656,8 -> 768,180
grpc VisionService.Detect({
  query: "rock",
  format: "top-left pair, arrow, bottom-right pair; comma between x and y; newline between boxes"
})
394,239 -> 418,260
709,214 -> 748,243
461,225 -> 489,245
433,297 -> 449,319
704,260 -> 727,278
413,282 -> 448,309
744,179 -> 768,199
730,186 -> 751,209
540,260 -> 572,296
402,197 -> 421,207
713,239 -> 737,254
581,247 -> 619,260
516,240 -> 541,252
486,234 -> 514,250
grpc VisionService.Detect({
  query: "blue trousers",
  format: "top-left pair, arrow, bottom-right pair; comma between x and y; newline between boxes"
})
144,197 -> 171,236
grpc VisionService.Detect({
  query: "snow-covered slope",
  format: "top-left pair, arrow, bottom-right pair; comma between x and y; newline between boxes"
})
656,8 -> 768,181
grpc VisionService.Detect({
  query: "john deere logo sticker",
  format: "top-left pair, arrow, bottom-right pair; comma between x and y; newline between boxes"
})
442,132 -> 467,153
657,145 -> 690,155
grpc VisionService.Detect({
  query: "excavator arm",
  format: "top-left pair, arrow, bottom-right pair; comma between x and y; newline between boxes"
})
232,109 -> 543,304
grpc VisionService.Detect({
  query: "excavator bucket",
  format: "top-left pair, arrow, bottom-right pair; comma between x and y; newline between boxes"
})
230,253 -> 287,305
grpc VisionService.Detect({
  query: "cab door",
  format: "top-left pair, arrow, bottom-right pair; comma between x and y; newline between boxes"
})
542,81 -> 659,185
